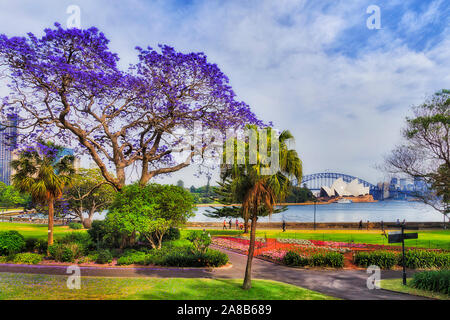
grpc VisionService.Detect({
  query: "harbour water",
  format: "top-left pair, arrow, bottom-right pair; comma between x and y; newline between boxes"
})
189,200 -> 445,223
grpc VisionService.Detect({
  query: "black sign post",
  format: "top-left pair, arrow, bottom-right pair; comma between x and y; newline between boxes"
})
387,225 -> 418,285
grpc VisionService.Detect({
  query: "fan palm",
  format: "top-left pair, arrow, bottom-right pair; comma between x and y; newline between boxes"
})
11,141 -> 75,250
222,126 -> 302,289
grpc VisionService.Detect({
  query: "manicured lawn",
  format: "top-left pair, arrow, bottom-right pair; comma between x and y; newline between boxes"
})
186,229 -> 450,250
380,278 -> 449,300
0,222 -> 83,240
0,273 -> 337,300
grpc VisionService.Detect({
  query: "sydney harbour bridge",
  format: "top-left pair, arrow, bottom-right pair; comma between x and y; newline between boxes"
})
293,172 -> 413,200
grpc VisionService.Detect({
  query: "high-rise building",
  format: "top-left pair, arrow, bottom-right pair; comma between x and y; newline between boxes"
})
0,116 -> 17,185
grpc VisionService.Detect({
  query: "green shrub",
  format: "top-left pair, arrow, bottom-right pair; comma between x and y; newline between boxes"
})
24,238 -> 47,254
95,249 -> 113,264
57,232 -> 93,254
163,227 -> 181,241
187,230 -> 212,254
0,231 -> 26,255
48,243 -> 83,262
117,250 -> 149,265
68,222 -> 83,230
404,250 -> 450,269
0,256 -> 8,263
411,270 -> 450,295
353,251 -> 398,269
283,251 -> 309,267
310,252 -> 344,268
12,252 -> 43,265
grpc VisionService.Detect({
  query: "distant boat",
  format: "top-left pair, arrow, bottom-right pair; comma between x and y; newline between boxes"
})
337,198 -> 352,204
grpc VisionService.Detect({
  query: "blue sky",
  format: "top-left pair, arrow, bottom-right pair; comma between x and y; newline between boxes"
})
1,0 -> 449,186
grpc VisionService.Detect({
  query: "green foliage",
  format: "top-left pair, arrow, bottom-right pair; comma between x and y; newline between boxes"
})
68,222 -> 83,230
11,252 -> 43,264
285,186 -> 316,203
95,249 -> 113,264
187,230 -> 212,254
404,250 -> 450,269
24,237 -> 47,254
411,270 -> 450,295
310,252 -> 344,268
162,227 -> 181,241
105,183 -> 195,249
282,250 -> 344,268
353,251 -> 399,269
283,251 -> 309,267
48,242 -> 83,262
0,182 -> 28,208
57,232 -> 93,254
64,168 -> 116,226
0,231 -> 26,255
116,246 -> 228,267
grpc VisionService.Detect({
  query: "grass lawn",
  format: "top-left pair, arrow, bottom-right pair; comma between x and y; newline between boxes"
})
0,222 -> 83,240
0,273 -> 337,300
188,229 -> 450,250
380,278 -> 449,300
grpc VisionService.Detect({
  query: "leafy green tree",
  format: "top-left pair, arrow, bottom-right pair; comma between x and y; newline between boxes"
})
223,127 -> 302,289
65,168 -> 116,228
285,186 -> 316,203
105,183 -> 195,249
0,182 -> 28,208
11,141 -> 74,248
385,89 -> 450,217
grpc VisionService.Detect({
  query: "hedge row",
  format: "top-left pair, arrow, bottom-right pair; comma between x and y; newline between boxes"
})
353,250 -> 450,269
283,251 -> 344,268
411,270 -> 450,295
117,247 -> 228,267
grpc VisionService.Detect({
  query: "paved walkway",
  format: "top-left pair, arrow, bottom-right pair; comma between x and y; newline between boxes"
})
0,247 -> 429,300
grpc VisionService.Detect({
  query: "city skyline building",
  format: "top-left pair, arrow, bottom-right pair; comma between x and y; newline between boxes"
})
0,115 -> 17,185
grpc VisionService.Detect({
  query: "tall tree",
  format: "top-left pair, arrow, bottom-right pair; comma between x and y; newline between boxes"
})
65,168 -> 116,228
222,127 -> 302,289
11,141 -> 74,249
0,24 -> 261,190
384,89 -> 449,218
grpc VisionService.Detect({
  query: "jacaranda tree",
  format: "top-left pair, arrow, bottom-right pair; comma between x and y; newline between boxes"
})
11,141 -> 75,249
0,23 -> 262,190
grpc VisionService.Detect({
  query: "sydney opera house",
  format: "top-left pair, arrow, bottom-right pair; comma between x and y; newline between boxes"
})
320,178 -> 370,198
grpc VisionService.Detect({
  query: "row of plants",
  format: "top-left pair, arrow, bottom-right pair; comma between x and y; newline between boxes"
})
283,250 -> 344,268
0,227 -> 229,268
353,250 -> 450,269
411,270 -> 450,295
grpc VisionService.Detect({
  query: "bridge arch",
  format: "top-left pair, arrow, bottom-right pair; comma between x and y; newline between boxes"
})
294,172 -> 376,190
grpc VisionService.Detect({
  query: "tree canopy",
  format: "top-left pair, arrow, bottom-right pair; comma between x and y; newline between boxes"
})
0,23 -> 262,190
105,183 -> 195,249
384,89 -> 450,216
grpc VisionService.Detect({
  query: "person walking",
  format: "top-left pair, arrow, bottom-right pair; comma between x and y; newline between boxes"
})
380,220 -> 384,232
223,219 -> 226,230
229,219 -> 232,230
235,219 -> 239,230
359,220 -> 363,230
367,220 -> 370,230
282,219 -> 286,232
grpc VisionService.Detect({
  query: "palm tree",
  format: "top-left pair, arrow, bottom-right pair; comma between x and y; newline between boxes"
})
222,127 -> 302,290
11,141 -> 75,250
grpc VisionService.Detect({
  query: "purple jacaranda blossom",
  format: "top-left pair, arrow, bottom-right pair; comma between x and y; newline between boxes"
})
0,23 -> 263,190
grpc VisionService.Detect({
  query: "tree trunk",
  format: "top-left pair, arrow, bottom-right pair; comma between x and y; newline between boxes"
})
243,213 -> 257,290
47,197 -> 54,255
82,217 -> 92,229
244,216 -> 249,234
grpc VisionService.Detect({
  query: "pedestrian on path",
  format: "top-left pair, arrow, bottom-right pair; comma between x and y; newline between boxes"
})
229,219 -> 232,230
223,220 -> 226,230
235,219 -> 239,230
359,220 -> 363,230
282,220 -> 286,232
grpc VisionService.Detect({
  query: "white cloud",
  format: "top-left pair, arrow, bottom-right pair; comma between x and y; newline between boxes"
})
0,0 -> 449,186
